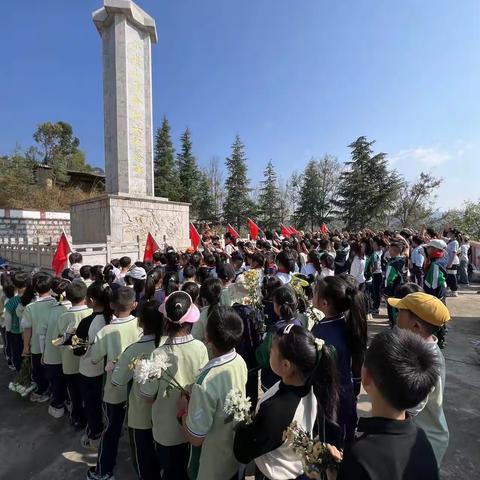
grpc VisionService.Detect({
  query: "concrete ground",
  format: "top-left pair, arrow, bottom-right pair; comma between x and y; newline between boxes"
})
0,286 -> 479,479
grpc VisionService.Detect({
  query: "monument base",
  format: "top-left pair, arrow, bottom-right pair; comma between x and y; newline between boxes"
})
70,194 -> 190,256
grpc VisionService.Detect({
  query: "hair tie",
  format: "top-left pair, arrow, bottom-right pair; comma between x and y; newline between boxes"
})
175,302 -> 182,309
283,323 -> 295,335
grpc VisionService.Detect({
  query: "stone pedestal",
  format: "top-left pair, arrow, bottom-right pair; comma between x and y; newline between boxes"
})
71,195 -> 190,250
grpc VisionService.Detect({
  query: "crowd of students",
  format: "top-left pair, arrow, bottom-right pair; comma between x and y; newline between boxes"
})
0,224 -> 461,480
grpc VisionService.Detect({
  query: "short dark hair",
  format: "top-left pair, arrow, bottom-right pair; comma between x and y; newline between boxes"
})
65,281 -> 87,304
12,271 -> 28,289
35,272 -> 53,294
80,265 -> 91,280
217,263 -> 235,282
365,328 -> 439,411
181,281 -> 199,304
394,282 -> 423,298
69,252 -> 83,265
111,286 -> 136,312
206,306 -> 244,353
276,250 -> 295,273
119,256 -> 132,269
183,264 -> 196,280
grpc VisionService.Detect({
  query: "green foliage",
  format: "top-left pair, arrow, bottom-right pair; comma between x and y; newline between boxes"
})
223,135 -> 252,229
33,121 -> 82,185
335,137 -> 403,230
258,161 -> 282,231
67,149 -> 92,173
195,170 -> 216,223
177,128 -> 200,205
153,117 -> 181,200
440,201 -> 480,240
394,172 -> 442,228
0,151 -> 35,208
295,156 -> 340,230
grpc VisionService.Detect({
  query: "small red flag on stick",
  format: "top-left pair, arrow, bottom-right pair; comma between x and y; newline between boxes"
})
226,224 -> 240,240
143,232 -> 160,263
320,223 -> 328,234
52,231 -> 71,277
189,223 -> 201,251
247,218 -> 260,240
280,224 -> 292,238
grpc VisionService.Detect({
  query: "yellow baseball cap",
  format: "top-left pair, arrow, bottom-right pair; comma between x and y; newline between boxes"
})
387,292 -> 451,327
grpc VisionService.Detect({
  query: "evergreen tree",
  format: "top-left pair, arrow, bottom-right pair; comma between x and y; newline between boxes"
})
195,170 -> 216,222
177,127 -> 200,205
295,159 -> 324,231
223,135 -> 251,229
258,160 -> 281,230
153,117 -> 180,200
335,136 -> 403,230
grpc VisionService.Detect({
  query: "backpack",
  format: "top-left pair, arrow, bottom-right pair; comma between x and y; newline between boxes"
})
232,303 -> 264,370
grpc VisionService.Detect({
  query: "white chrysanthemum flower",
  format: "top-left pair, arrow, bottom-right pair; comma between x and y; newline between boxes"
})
150,351 -> 172,378
133,359 -> 152,384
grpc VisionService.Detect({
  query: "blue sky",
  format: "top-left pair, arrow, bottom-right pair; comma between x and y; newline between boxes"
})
1,0 -> 479,210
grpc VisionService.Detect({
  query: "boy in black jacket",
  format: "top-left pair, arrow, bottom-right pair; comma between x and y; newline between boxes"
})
330,328 -> 439,480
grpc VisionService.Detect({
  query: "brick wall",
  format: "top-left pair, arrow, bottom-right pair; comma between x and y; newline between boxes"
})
0,209 -> 71,243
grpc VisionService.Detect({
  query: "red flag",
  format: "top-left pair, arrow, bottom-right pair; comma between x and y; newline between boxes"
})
320,223 -> 328,234
280,224 -> 292,238
143,232 -> 160,263
226,224 -> 240,240
247,218 -> 260,240
289,226 -> 300,236
189,223 -> 201,250
52,231 -> 71,276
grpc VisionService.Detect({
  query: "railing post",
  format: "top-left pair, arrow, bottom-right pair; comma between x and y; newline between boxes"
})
36,237 -> 41,267
137,235 -> 141,261
106,235 -> 112,265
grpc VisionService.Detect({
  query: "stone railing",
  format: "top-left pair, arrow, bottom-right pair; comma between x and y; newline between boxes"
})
0,236 -> 144,272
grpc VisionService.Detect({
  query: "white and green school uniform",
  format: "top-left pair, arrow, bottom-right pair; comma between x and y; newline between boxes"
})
90,315 -> 142,404
56,306 -> 93,374
191,307 -> 209,342
79,313 -> 107,378
42,300 -> 72,365
111,334 -> 157,429
186,349 -> 248,480
141,335 -> 208,445
21,296 -> 56,354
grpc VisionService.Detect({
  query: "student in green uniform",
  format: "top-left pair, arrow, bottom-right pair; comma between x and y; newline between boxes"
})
180,305 -> 247,480
112,300 -> 162,480
56,281 -> 92,429
141,291 -> 208,480
42,278 -> 71,419
21,272 -> 55,403
87,287 -> 142,480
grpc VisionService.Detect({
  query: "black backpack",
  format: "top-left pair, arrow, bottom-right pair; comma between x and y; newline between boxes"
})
232,303 -> 264,370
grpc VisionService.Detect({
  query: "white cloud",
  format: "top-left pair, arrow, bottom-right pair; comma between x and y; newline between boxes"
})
390,147 -> 452,167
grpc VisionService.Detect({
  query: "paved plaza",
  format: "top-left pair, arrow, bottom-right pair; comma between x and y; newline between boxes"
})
0,286 -> 479,479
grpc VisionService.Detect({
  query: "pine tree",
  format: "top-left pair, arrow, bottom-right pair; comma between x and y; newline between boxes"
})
295,159 -> 323,231
177,128 -> 200,205
153,117 -> 180,200
195,170 -> 216,222
335,136 -> 403,230
223,135 -> 251,230
258,160 -> 281,231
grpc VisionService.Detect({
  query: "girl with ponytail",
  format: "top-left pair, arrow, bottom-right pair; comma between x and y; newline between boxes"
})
234,324 -> 339,480
312,275 -> 367,444
256,285 -> 304,391
143,266 -> 166,304
140,292 -> 208,479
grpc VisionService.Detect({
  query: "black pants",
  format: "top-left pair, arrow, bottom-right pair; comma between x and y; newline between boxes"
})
411,265 -> 424,289
156,442 -> 189,480
65,373 -> 85,424
45,364 -> 67,409
31,353 -> 49,394
446,265 -> 458,292
127,428 -> 160,480
7,332 -> 23,371
371,273 -> 383,311
246,370 -> 259,411
81,374 -> 104,439
96,402 -> 126,476
1,327 -> 9,363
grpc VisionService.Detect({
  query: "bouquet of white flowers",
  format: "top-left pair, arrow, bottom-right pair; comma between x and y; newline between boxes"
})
130,351 -> 189,396
223,388 -> 253,426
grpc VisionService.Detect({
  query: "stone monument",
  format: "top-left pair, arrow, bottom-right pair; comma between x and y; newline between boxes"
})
70,0 -> 190,256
